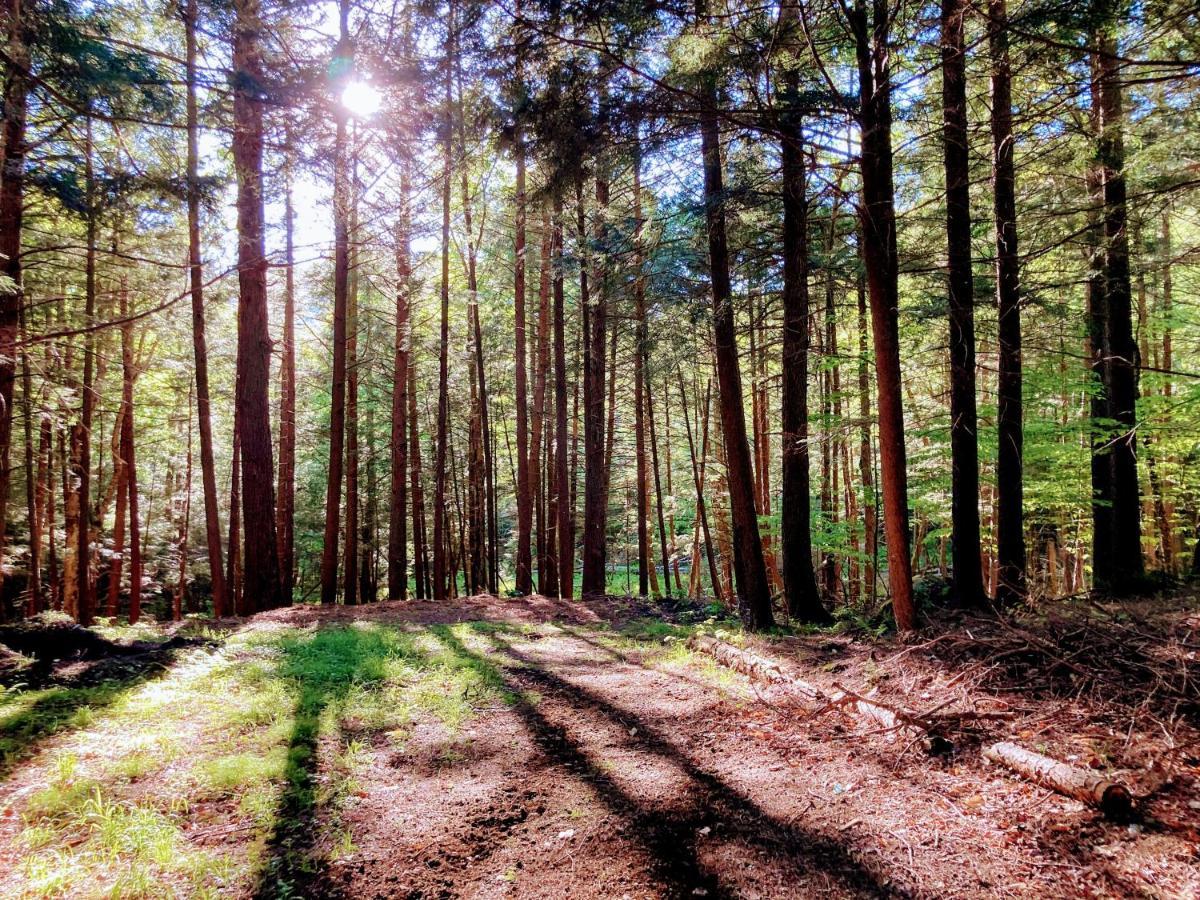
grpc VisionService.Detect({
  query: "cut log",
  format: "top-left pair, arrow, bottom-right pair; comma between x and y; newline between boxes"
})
686,634 -> 808,691
983,741 -> 1132,819
686,634 -> 950,752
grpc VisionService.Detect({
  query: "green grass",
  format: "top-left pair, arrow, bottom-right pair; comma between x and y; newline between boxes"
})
0,617 -> 531,898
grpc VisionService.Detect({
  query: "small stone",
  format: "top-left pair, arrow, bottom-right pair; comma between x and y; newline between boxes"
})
557,829 -> 575,839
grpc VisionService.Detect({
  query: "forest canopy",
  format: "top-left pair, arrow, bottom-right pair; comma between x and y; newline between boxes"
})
0,0 -> 1197,630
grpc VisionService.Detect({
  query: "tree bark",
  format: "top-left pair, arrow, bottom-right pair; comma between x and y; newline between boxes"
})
345,142 -> 360,606
849,0 -> 915,630
581,151 -> 610,596
231,0 -> 280,612
941,0 -> 984,606
633,146 -> 652,597
0,0 -> 29,608
989,0 -> 1025,605
276,168 -> 296,606
533,201 -> 555,595
696,0 -> 773,629
389,166 -> 412,600
409,357 -> 429,599
553,184 -> 571,598
778,18 -> 829,622
184,0 -> 228,616
1094,20 -> 1144,592
319,0 -> 352,606
432,17 -> 453,602
512,35 -> 532,595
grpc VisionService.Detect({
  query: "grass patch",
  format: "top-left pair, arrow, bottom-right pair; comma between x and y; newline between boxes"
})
4,618 -> 519,899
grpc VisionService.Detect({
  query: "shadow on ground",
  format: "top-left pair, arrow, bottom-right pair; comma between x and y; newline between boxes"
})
429,625 -> 904,898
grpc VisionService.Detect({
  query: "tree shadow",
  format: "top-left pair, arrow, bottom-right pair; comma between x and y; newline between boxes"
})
0,642 -> 207,779
429,627 -> 908,898
253,624 -> 428,900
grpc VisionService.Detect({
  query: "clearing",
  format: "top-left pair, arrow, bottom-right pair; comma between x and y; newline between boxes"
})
1,594 -> 1199,898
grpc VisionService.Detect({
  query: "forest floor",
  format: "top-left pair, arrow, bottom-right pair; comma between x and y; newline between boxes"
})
1,592 -> 1199,898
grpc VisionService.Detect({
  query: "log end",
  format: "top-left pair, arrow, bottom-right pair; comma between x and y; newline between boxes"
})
1098,783 -> 1133,821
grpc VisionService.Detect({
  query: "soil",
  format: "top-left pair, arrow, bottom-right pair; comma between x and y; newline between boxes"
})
257,595 -> 1200,898
5,594 -> 1200,898
0,615 -> 214,688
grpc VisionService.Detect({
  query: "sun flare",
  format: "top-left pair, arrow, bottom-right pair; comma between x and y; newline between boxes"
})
341,80 -> 381,119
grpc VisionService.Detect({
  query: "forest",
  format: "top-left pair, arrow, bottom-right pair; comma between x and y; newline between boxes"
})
0,0 -> 1199,895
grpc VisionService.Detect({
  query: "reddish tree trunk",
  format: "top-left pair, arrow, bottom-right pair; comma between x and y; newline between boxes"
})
581,163 -> 609,596
989,0 -> 1025,604
319,0 -> 352,606
533,202 -> 556,596
276,173 -> 296,606
778,23 -> 828,622
432,19 -> 453,602
184,0 -> 228,616
696,3 -> 773,629
553,185 -> 571,598
633,136 -> 651,597
389,168 -> 412,600
849,0 -> 915,630
941,0 -> 984,606
1094,23 -> 1144,592
513,81 -> 532,596
231,0 -> 280,612
409,359 -> 429,599
345,150 -> 360,606
0,0 -> 30,608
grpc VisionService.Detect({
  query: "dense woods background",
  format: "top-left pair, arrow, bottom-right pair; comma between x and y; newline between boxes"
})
1,0 -> 1198,630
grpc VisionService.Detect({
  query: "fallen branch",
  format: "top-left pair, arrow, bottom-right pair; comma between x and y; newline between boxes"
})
983,741 -> 1133,819
686,634 -> 950,752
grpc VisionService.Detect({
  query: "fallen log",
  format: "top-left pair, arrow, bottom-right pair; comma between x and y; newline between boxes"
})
983,741 -> 1132,819
685,634 -> 816,694
686,634 -> 950,752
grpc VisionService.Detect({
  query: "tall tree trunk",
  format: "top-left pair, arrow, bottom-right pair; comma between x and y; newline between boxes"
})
108,424 -> 129,617
696,0 -> 773,629
75,116 -> 98,626
989,0 -> 1025,604
176,382 -> 194,620
664,374 -> 682,592
0,0 -> 29,608
409,358 -> 429,599
389,168 -> 412,600
63,425 -> 82,619
345,143 -> 360,606
941,0 -> 984,606
533,201 -> 555,595
184,0 -> 228,616
512,34 -> 532,595
633,131 -> 651,598
646,374 -> 671,598
121,313 -> 142,625
553,184 -> 571,597
20,302 -> 38,613
432,19 -> 453,602
319,0 -> 352,606
231,0 -> 280,612
276,168 -> 296,606
778,26 -> 828,621
679,375 -> 724,604
39,416 -> 55,610
1086,54 -> 1113,592
849,0 -> 915,630
1094,19 -> 1143,592
856,270 -> 877,605
228,425 -> 243,614
581,150 -> 610,596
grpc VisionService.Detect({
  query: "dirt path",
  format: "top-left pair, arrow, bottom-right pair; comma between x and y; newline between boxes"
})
307,618 -> 1126,899
4,599 -> 1196,898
